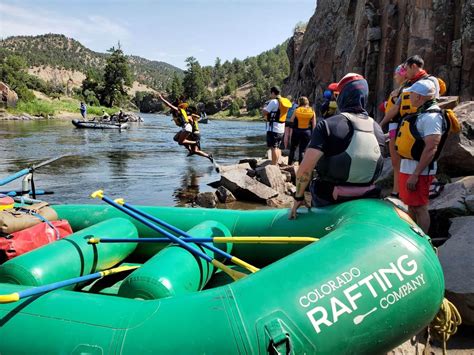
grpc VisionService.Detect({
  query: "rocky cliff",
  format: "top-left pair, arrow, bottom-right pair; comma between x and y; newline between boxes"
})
284,0 -> 474,117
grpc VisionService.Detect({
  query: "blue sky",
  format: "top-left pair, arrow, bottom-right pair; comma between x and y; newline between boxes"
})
0,0 -> 315,69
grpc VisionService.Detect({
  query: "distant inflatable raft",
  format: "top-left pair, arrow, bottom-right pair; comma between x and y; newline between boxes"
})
0,199 -> 444,354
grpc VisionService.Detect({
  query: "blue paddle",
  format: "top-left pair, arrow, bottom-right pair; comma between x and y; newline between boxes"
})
0,265 -> 138,304
90,190 -> 255,280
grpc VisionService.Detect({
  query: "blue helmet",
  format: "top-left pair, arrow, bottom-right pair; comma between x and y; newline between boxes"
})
323,89 -> 332,100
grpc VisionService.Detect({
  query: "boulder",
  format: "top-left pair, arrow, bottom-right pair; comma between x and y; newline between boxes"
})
220,169 -> 279,202
0,82 -> 18,108
375,157 -> 394,184
386,333 -> 427,355
256,159 -> 272,169
465,194 -> 474,213
429,176 -> 473,237
267,193 -> 294,208
282,0 -> 474,121
280,165 -> 299,184
437,96 -> 460,110
285,182 -> 296,196
195,192 -> 217,208
218,163 -> 251,173
256,165 -> 287,193
438,216 -> 474,325
238,158 -> 258,169
215,186 -> 236,204
281,170 -> 292,182
438,102 -> 474,176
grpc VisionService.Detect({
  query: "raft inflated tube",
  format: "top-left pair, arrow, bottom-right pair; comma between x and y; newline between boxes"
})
0,200 -> 444,353
118,220 -> 232,299
0,218 -> 138,287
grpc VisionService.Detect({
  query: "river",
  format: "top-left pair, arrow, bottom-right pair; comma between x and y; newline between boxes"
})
0,114 -> 267,207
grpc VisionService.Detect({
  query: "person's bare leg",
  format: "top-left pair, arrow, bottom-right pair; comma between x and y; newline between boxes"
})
271,147 -> 280,165
389,138 -> 400,195
412,205 -> 430,233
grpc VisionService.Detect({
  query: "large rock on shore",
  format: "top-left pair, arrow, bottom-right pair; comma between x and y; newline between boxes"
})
220,169 -> 279,202
283,0 -> 474,119
429,176 -> 474,237
0,82 -> 18,108
256,165 -> 287,193
438,102 -> 474,176
438,216 -> 474,325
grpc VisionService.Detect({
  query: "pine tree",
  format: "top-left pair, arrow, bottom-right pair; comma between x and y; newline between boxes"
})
168,72 -> 184,102
183,56 -> 205,101
101,44 -> 132,107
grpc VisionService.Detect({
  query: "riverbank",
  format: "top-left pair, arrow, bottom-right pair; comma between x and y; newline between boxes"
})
2,97 -> 262,122
2,97 -> 119,120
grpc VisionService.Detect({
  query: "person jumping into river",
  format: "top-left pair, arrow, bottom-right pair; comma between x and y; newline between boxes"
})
158,94 -> 215,164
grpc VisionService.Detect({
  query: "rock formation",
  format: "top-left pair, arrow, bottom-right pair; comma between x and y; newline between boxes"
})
284,0 -> 474,118
0,82 -> 18,108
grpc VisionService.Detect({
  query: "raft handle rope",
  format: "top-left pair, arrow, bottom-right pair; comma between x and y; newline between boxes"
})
429,298 -> 462,355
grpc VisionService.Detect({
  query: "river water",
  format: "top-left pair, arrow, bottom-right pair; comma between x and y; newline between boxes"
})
0,114 -> 267,206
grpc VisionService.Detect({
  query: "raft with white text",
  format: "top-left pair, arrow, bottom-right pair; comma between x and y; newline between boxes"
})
0,199 -> 444,354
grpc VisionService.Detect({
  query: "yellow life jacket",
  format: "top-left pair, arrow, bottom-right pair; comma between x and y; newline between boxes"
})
191,115 -> 199,132
173,108 -> 189,127
294,107 -> 314,129
395,107 -> 460,161
398,87 -> 418,118
268,96 -> 292,123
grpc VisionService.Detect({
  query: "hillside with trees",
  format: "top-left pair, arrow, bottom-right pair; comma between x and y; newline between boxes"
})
0,34 -> 182,90
166,41 -> 290,116
0,32 -> 293,116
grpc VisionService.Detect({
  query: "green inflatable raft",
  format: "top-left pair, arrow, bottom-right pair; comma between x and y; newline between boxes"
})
0,199 -> 444,354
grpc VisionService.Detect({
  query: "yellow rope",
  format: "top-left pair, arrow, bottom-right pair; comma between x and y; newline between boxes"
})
429,298 -> 462,355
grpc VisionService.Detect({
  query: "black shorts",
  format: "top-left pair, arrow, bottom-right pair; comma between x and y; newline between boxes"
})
266,131 -> 284,148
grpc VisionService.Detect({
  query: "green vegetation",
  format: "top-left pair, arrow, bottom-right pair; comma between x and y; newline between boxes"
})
0,34 -> 183,90
7,97 -> 118,118
1,33 -> 293,119
177,41 -> 290,115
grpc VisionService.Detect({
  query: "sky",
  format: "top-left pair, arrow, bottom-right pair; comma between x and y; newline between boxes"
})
0,0 -> 316,69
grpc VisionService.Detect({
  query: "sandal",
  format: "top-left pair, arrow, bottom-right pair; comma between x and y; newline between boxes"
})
429,181 -> 445,200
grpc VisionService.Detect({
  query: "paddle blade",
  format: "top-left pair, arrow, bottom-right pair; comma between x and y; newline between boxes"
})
90,190 -> 104,199
230,256 -> 260,273
211,260 -> 247,281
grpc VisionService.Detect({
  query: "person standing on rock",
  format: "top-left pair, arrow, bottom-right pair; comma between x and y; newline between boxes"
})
283,96 -> 298,149
80,102 -> 87,120
289,73 -> 385,219
394,80 -> 445,233
379,64 -> 408,198
263,86 -> 291,165
287,96 -> 316,165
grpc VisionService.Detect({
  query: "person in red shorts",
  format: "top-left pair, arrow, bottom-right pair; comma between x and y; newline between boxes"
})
395,80 -> 444,233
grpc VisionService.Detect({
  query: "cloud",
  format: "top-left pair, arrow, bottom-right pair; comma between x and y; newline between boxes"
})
0,3 -> 131,50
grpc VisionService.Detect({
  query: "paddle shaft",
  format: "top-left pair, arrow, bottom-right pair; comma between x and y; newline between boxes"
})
0,155 -> 68,186
99,196 -> 215,263
121,201 -> 237,261
91,237 -> 318,244
0,265 -> 137,304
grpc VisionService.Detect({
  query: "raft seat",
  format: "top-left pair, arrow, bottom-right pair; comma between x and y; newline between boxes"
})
0,218 -> 138,288
118,220 -> 232,300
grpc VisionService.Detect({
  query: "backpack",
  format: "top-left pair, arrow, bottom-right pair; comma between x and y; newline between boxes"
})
269,96 -> 292,123
0,220 -> 72,262
437,78 -> 447,96
425,108 -> 461,135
